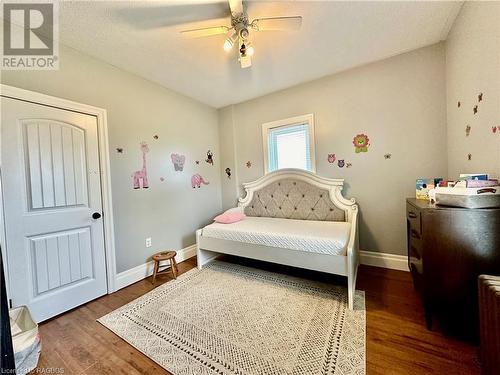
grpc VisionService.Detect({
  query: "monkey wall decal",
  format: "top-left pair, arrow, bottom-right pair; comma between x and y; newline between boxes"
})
206,150 -> 214,165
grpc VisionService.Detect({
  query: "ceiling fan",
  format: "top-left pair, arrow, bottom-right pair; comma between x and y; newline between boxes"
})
180,0 -> 302,68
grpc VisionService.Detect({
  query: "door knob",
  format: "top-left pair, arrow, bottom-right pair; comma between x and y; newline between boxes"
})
92,212 -> 102,220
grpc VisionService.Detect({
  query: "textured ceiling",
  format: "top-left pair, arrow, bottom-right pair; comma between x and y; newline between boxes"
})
58,1 -> 462,108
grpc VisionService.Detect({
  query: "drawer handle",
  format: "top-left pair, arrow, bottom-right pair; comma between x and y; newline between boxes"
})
410,229 -> 420,239
478,188 -> 496,194
410,245 -> 421,260
408,211 -> 417,219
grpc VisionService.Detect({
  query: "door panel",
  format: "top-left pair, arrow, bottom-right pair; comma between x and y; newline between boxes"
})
23,120 -> 88,210
1,96 -> 107,322
29,227 -> 94,296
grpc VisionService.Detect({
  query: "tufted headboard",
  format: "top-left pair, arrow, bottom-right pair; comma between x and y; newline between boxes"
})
238,169 -> 358,223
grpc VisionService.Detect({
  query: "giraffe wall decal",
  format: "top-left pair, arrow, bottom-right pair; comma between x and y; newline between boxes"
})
132,142 -> 150,189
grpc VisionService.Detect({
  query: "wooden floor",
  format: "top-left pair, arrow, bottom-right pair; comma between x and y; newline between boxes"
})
32,257 -> 481,374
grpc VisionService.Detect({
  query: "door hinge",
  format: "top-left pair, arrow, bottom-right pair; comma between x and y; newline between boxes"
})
9,299 -> 12,309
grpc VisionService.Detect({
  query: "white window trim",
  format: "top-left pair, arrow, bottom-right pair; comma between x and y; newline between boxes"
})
262,113 -> 316,174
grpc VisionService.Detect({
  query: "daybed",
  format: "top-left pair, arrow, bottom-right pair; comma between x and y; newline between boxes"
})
196,168 -> 359,309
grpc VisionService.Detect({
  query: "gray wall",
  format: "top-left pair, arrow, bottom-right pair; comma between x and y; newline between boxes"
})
219,106 -> 240,210
446,1 -> 500,179
1,45 -> 222,273
7,7 -> 494,269
218,44 -> 448,256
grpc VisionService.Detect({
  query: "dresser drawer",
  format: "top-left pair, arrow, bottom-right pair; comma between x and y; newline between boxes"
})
409,235 -> 422,260
406,204 -> 422,236
410,262 -> 424,294
409,235 -> 423,275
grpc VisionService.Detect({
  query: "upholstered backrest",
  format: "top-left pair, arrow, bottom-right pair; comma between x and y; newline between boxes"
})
243,178 -> 345,222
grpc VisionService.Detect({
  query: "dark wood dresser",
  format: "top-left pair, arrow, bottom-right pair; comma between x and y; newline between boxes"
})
406,198 -> 500,340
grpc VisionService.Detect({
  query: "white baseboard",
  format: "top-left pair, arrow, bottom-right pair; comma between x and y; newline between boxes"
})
114,247 -> 407,291
114,244 -> 197,291
359,250 -> 409,272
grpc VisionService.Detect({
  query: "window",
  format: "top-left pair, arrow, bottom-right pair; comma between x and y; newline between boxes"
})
262,114 -> 316,173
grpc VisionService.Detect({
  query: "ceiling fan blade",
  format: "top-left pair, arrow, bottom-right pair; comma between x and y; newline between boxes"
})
240,54 -> 251,69
114,2 -> 229,30
228,0 -> 243,15
251,16 -> 302,31
181,25 -> 229,38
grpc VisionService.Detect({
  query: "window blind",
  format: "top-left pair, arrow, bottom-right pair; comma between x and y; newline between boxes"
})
268,123 -> 311,172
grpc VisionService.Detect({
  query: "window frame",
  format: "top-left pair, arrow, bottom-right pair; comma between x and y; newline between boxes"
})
262,113 -> 316,174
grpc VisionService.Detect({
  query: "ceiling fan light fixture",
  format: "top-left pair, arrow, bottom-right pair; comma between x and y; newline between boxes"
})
179,0 -> 302,68
223,30 -> 238,52
223,39 -> 233,52
246,43 -> 254,57
239,54 -> 252,68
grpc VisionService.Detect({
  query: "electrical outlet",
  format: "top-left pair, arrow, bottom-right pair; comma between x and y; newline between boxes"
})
145,237 -> 152,248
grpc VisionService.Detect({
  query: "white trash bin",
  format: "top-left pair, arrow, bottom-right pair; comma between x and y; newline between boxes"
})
9,306 -> 41,374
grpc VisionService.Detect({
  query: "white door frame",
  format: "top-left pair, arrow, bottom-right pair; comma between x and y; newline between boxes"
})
0,84 -> 117,296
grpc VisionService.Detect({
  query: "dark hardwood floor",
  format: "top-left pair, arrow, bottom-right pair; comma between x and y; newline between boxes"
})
31,257 -> 481,374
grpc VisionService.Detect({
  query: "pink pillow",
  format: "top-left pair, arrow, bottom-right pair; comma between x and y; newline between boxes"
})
214,211 -> 246,224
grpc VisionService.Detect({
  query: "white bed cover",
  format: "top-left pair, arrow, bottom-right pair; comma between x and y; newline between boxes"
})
201,216 -> 351,256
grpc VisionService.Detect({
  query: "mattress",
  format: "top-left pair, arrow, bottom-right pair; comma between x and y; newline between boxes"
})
201,216 -> 351,256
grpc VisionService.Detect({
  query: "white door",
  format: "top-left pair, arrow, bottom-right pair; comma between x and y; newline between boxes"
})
1,96 -> 108,322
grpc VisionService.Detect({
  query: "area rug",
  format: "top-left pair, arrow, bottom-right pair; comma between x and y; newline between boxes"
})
98,261 -> 365,375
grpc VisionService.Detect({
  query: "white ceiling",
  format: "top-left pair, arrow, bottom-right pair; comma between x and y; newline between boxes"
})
58,1 -> 462,108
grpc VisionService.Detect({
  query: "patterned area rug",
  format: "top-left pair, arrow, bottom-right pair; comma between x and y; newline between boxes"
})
98,261 -> 365,374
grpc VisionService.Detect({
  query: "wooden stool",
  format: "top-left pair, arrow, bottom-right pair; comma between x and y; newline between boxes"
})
151,251 -> 178,285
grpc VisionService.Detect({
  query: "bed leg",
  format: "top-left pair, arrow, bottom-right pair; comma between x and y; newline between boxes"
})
196,230 -> 220,269
347,258 -> 359,310
196,229 -> 203,270
197,249 -> 219,269
347,275 -> 354,310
